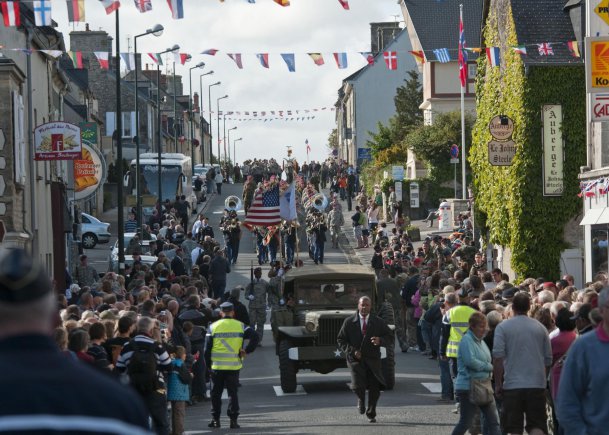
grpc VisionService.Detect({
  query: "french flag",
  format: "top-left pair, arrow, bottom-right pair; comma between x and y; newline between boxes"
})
333,52 -> 348,69
486,47 -> 500,67
1,1 -> 20,27
166,0 -> 183,19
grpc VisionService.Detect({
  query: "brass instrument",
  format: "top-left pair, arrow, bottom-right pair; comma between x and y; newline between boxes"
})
225,195 -> 242,211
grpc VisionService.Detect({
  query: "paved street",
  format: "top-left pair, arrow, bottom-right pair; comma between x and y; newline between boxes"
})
84,183 -> 458,434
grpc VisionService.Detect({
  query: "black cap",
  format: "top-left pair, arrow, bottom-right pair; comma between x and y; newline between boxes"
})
220,301 -> 234,312
501,286 -> 517,300
0,248 -> 52,304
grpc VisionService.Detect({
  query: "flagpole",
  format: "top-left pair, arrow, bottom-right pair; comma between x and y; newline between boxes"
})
460,3 -> 467,200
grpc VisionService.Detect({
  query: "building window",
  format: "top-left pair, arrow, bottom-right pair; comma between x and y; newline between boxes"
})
468,64 -> 477,79
591,227 -> 609,278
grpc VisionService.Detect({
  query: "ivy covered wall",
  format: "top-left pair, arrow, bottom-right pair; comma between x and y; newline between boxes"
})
470,0 -> 586,279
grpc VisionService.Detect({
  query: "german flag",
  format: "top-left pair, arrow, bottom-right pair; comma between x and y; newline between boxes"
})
66,0 -> 85,22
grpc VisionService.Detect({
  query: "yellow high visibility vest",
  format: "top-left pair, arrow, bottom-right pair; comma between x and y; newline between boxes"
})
446,305 -> 476,358
210,318 -> 245,371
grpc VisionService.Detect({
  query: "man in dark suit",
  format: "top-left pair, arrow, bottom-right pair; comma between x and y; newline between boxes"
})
337,296 -> 392,423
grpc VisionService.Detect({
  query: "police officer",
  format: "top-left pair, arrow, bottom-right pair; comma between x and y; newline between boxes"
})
205,302 -> 259,429
246,267 -> 269,344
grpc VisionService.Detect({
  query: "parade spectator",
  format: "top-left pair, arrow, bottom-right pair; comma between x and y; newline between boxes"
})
0,248 -> 151,433
451,312 -> 501,435
550,307 -> 577,401
116,316 -> 172,435
167,346 -> 192,435
74,254 -> 99,288
493,293 -> 552,435
556,287 -> 609,434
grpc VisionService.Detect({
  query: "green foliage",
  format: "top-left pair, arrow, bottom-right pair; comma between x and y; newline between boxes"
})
367,118 -> 403,158
471,5 -> 585,280
327,128 -> 338,151
404,110 -> 474,182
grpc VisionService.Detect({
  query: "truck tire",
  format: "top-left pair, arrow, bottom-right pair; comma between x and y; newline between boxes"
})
279,340 -> 297,393
378,301 -> 396,390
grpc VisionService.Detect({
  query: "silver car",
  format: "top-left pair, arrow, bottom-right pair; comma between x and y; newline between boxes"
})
81,212 -> 111,249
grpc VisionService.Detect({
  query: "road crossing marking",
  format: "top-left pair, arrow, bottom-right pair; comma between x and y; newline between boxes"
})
273,385 -> 307,396
421,382 -> 442,393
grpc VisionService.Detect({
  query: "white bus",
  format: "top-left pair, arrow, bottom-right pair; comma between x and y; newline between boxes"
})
126,153 -> 197,217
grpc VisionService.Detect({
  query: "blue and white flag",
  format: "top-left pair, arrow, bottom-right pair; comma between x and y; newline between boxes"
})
281,53 -> 296,72
279,182 -> 297,221
33,0 -> 52,26
433,48 -> 450,63
167,0 -> 184,19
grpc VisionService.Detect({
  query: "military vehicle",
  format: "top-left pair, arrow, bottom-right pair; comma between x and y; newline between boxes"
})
276,264 -> 395,393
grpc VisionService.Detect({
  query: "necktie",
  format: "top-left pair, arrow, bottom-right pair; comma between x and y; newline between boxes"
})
362,316 -> 367,336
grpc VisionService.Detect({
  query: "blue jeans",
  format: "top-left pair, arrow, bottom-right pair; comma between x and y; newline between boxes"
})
314,240 -> 325,264
285,241 -> 294,265
452,390 -> 501,435
268,243 -> 277,263
420,319 -> 433,352
439,358 -> 454,400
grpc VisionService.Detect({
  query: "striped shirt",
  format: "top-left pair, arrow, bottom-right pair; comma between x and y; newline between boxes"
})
115,335 -> 172,388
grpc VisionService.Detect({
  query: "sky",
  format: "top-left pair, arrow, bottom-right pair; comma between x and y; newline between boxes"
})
54,0 -> 403,165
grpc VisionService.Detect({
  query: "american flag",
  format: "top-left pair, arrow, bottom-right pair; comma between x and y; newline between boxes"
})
134,0 -> 151,12
244,186 -> 280,228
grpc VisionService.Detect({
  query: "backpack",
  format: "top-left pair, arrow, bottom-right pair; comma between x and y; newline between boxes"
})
127,341 -> 159,394
358,212 -> 367,226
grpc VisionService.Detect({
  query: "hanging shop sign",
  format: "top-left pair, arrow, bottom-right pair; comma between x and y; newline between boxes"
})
34,122 -> 82,160
488,115 -> 517,166
542,104 -> 564,196
409,181 -> 419,208
74,123 -> 106,201
586,37 -> 609,93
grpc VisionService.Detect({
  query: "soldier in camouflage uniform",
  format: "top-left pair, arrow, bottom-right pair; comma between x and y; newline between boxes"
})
246,267 -> 269,343
267,267 -> 293,342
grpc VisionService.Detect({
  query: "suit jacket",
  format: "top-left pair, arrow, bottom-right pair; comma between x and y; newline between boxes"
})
337,312 -> 392,390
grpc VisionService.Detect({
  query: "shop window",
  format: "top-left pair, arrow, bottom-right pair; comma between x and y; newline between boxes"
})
591,227 -> 609,278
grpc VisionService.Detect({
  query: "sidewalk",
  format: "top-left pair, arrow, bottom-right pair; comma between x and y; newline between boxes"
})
335,196 -> 452,267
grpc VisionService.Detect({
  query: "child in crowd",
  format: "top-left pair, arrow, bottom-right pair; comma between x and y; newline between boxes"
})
167,346 -> 192,435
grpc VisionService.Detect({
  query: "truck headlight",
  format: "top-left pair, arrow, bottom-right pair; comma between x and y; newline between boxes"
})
305,321 -> 316,332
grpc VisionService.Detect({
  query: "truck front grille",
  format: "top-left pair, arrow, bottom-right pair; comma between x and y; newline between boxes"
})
317,318 -> 344,346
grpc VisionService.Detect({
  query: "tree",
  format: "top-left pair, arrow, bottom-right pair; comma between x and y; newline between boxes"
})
404,110 -> 473,181
394,69 -> 424,137
327,128 -> 338,152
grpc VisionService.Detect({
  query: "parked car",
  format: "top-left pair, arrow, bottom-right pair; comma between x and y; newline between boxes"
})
80,212 -> 111,249
192,164 -> 209,184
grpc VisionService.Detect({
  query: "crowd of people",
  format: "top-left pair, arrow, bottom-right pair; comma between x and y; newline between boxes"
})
369,223 -> 609,434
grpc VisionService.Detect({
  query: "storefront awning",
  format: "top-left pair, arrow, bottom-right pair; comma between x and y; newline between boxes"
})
580,208 -> 606,225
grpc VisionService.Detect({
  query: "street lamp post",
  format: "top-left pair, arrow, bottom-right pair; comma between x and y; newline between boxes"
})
216,95 -> 228,166
173,54 -> 190,154
233,137 -> 242,167
134,23 -> 163,240
156,45 -> 179,212
199,71 -> 214,165
114,8 -> 125,276
227,126 -> 237,164
208,82 -> 220,163
189,61 -> 205,168
223,114 -> 227,164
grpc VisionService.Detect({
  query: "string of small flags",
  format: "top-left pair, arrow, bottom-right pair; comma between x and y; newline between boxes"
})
213,116 -> 318,123
408,41 -> 581,65
213,107 -> 334,117
0,0 -> 350,28
579,178 -> 609,198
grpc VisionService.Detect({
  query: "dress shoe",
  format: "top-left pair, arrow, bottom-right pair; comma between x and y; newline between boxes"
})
357,399 -> 365,414
230,420 -> 240,429
208,419 -> 221,428
368,418 -> 377,423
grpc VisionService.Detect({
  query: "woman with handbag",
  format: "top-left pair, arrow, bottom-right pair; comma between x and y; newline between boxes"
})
451,311 -> 501,435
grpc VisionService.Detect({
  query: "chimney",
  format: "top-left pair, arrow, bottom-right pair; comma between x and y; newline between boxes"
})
85,23 -> 90,32
193,92 -> 200,113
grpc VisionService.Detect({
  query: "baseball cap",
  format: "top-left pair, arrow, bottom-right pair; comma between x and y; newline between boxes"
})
0,248 -> 52,304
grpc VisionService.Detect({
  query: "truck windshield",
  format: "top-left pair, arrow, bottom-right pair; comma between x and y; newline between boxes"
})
294,280 -> 373,307
140,164 -> 183,202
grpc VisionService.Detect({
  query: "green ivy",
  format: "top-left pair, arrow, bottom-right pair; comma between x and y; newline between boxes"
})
471,5 -> 585,280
